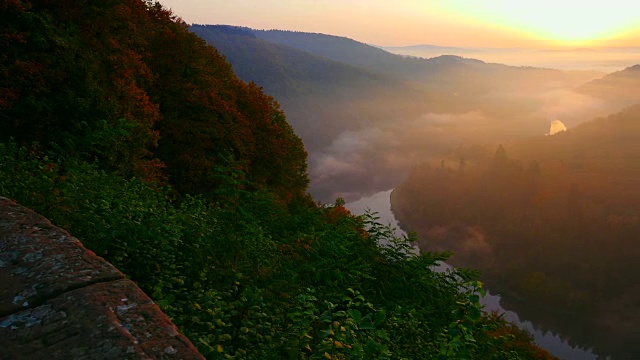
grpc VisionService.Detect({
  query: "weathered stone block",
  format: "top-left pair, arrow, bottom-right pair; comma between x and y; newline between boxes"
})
0,197 -> 204,359
0,198 -> 123,317
0,279 -> 203,359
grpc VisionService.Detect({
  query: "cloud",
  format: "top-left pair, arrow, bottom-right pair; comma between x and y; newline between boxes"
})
536,89 -> 607,128
310,112 -> 487,177
307,111 -> 492,201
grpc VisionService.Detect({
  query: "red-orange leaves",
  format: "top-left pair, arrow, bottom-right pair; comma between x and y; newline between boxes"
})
323,205 -> 354,224
2,0 -> 310,202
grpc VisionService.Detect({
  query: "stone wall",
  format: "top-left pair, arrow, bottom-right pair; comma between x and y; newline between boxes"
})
0,197 -> 205,359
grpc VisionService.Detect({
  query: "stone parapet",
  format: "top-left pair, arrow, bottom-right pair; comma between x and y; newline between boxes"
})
0,197 -> 204,360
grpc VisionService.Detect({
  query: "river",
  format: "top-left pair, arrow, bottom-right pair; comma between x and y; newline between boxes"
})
346,189 -> 598,360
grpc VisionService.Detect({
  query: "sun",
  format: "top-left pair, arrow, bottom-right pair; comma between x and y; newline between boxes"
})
438,0 -> 640,45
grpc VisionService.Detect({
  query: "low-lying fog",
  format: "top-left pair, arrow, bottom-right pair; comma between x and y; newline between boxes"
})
308,75 -> 631,202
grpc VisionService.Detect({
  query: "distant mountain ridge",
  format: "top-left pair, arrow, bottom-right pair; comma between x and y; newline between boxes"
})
381,44 -> 479,54
191,25 -> 399,98
251,28 -> 599,92
189,25 -> 430,154
577,64 -> 640,108
253,29 -> 428,76
253,28 -> 501,83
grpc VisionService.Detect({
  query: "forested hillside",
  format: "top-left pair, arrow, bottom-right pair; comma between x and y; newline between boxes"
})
253,29 -> 600,94
392,105 -> 640,359
577,64 -> 640,109
189,24 -> 429,152
0,0 -> 308,200
253,29 -> 429,78
0,1 -> 553,359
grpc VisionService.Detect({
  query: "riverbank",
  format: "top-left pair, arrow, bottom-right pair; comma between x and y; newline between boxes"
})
349,189 -> 598,360
389,185 -> 638,359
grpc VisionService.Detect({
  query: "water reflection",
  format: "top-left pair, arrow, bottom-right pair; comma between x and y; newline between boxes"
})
346,189 -> 598,360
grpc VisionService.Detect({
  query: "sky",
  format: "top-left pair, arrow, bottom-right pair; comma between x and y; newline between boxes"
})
158,0 -> 640,48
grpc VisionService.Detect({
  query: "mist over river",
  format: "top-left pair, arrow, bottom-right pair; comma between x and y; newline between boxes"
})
346,190 -> 598,360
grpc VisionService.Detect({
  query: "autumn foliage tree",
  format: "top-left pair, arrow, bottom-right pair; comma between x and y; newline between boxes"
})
0,0 -> 308,199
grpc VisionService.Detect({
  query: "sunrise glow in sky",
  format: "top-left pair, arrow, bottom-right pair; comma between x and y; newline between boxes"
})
158,0 -> 640,48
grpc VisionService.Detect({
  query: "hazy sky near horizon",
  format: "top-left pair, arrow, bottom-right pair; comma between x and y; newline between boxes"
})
158,0 -> 640,48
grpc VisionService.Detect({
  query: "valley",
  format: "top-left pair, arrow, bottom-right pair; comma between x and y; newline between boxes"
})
190,25 -> 635,203
3,1 -> 637,358
190,25 -> 640,359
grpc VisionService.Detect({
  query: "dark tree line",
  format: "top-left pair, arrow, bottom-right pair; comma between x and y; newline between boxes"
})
393,106 -> 640,358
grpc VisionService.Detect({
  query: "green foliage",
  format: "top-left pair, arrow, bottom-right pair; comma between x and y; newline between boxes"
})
438,281 -> 488,360
284,288 -> 391,360
0,142 -> 552,359
0,141 -> 182,294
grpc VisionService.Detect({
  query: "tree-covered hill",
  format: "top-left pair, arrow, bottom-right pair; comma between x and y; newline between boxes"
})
392,105 -> 640,359
195,26 -> 599,106
191,25 -> 402,100
253,29 -> 429,78
1,1 -> 555,358
252,29 -> 599,93
576,64 -> 640,109
1,0 -> 308,200
189,24 -> 430,152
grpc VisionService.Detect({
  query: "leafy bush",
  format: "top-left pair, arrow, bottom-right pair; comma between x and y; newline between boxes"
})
0,141 -> 549,359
